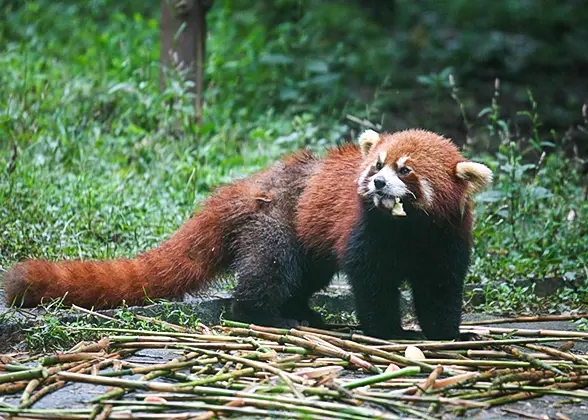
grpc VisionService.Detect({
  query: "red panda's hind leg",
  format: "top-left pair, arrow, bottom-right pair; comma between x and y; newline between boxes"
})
281,257 -> 337,328
229,216 -> 306,328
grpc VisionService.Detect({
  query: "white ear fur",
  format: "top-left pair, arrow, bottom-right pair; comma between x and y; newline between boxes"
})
456,161 -> 493,194
358,129 -> 380,158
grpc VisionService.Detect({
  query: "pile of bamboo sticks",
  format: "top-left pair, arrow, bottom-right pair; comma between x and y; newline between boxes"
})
1,314 -> 587,419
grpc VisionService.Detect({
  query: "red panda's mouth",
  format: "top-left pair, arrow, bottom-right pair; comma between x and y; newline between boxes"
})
357,176 -> 416,216
376,192 -> 399,199
372,194 -> 411,217
375,192 -> 414,203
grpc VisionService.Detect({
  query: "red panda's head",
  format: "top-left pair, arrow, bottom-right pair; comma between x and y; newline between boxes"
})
356,129 -> 492,219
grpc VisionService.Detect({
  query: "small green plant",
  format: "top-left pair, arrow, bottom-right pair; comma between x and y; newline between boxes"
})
18,296 -> 203,352
574,318 -> 588,332
448,79 -> 588,296
25,315 -> 99,353
416,67 -> 454,102
155,300 -> 202,329
314,305 -> 358,325
476,281 -> 587,316
479,283 -> 540,315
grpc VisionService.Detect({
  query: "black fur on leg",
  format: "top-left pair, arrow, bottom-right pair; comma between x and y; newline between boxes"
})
282,256 -> 336,327
408,230 -> 470,341
343,204 -> 470,340
231,300 -> 300,328
282,298 -> 325,328
343,210 -> 406,339
229,215 -> 304,328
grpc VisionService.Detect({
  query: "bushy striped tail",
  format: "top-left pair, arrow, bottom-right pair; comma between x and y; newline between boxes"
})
3,177 -> 269,309
3,215 -> 225,309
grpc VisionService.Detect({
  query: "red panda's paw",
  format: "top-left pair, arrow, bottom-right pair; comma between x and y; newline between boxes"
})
361,326 -> 426,341
255,316 -> 300,329
230,301 -> 301,329
458,332 -> 484,342
301,311 -> 326,329
283,306 -> 325,329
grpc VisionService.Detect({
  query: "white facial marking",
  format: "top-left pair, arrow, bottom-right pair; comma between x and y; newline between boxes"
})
396,155 -> 409,168
356,164 -> 373,195
379,151 -> 387,164
420,179 -> 434,207
368,166 -> 411,197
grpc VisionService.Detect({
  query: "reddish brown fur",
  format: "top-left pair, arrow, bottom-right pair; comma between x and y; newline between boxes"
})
4,129 -> 485,315
296,143 -> 364,259
296,130 -> 475,259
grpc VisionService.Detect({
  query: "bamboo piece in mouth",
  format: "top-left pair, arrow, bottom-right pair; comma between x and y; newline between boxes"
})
392,197 -> 406,216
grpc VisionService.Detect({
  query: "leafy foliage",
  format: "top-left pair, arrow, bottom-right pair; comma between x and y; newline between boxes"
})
0,0 -> 586,317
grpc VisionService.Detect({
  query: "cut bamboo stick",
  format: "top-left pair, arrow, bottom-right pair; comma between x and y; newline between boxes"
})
1,317 -> 585,419
461,326 -> 588,338
461,314 -> 588,325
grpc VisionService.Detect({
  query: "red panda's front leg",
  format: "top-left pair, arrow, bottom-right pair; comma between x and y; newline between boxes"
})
347,271 -> 409,339
342,226 -> 420,339
409,234 -> 471,340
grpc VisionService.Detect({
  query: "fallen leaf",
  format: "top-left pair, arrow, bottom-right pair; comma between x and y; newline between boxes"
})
405,345 -> 426,360
385,363 -> 400,372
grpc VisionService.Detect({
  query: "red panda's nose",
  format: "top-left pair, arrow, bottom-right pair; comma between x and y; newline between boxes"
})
374,177 -> 386,190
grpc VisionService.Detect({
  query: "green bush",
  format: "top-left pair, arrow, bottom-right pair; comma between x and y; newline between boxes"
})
1,0 -> 586,315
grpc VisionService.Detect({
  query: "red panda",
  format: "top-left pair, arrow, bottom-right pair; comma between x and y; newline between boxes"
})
3,129 -> 492,339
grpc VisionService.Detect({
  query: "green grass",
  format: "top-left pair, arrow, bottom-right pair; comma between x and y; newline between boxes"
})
16,299 -> 203,352
1,0 -> 587,316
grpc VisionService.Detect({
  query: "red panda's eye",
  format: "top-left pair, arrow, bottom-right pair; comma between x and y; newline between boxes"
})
375,161 -> 383,170
399,167 -> 411,176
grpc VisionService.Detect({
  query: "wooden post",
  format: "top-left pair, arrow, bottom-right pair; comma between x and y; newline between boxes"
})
160,0 -> 212,124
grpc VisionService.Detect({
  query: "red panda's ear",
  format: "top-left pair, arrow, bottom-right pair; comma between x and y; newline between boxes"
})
455,161 -> 493,194
358,129 -> 381,158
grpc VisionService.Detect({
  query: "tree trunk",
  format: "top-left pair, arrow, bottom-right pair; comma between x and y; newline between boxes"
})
160,0 -> 210,124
